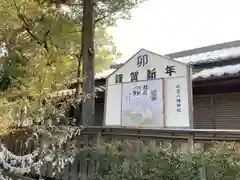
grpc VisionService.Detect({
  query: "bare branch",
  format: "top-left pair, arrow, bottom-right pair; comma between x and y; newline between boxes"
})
94,14 -> 109,25
1,170 -> 34,180
12,0 -> 50,51
75,50 -> 82,98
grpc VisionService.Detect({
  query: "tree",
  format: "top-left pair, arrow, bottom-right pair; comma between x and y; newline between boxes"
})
0,0 -> 146,178
0,0 -> 119,178
0,2 -> 82,178
60,0 -> 147,26
81,0 -> 94,126
61,0 -> 147,125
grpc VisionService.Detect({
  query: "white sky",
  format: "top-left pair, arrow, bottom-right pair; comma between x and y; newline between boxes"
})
108,0 -> 240,63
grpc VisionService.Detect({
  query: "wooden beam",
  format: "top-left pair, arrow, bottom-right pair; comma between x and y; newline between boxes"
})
193,75 -> 240,87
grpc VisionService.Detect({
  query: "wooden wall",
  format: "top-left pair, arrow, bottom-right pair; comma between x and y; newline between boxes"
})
4,127 -> 240,180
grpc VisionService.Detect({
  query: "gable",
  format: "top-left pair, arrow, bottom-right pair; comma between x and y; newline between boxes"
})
107,49 -> 189,85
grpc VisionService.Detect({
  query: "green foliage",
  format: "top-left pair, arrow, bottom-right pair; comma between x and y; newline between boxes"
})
0,0 -> 148,177
0,0 -> 120,94
76,141 -> 240,180
0,0 -> 145,117
64,0 -> 147,26
204,142 -> 240,180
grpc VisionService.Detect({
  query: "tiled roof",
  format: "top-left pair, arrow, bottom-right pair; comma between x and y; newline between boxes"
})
193,63 -> 240,80
166,40 -> 240,58
111,40 -> 240,68
51,88 -> 76,98
51,85 -> 106,98
175,46 -> 240,65
79,41 -> 240,81
70,69 -> 115,84
95,69 -> 115,79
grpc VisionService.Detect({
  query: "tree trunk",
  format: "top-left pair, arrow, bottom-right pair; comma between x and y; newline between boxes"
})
81,0 -> 95,126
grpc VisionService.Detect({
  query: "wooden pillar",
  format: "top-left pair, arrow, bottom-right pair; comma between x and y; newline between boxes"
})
187,133 -> 195,153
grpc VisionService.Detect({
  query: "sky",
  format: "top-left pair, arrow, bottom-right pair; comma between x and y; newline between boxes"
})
108,0 -> 240,63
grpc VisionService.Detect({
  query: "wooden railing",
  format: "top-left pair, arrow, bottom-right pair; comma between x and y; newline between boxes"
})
83,126 -> 240,141
82,126 -> 240,153
5,126 -> 240,180
84,125 -> 240,135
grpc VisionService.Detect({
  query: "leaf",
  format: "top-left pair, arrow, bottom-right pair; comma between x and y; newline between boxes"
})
63,56 -> 71,63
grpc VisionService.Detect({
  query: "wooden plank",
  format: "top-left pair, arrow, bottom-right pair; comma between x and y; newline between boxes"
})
54,166 -> 61,180
63,163 -> 71,180
80,135 -> 89,180
13,139 -> 18,155
95,132 -> 102,175
74,153 -> 81,180
20,140 -> 24,155
46,162 -> 53,178
69,154 -> 78,180
40,162 -> 47,178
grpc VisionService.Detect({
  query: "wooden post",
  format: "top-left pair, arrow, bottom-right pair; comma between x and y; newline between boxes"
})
162,79 -> 166,128
186,66 -> 195,151
199,143 -> 207,180
81,135 -> 89,180
149,140 -> 156,150
187,133 -> 194,153
96,132 -> 102,147
187,66 -> 194,128
81,0 -> 95,126
95,132 -> 102,175
187,67 -> 206,180
188,134 -> 207,180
